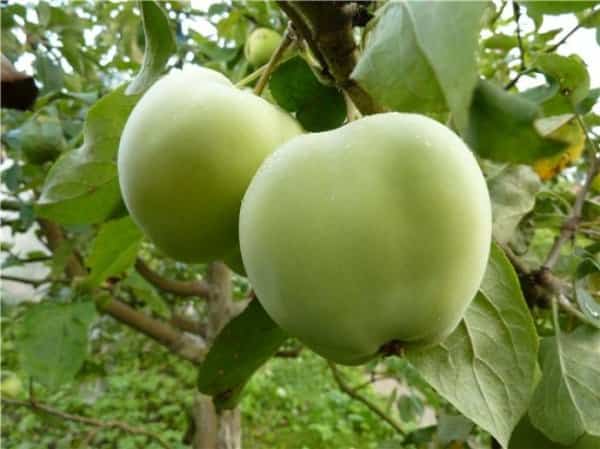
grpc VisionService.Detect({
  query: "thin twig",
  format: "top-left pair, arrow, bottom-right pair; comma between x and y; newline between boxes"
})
489,0 -> 508,27
514,2 -> 526,71
234,52 -> 297,89
505,1 -> 527,90
558,294 -> 600,329
135,259 -> 210,298
1,274 -> 51,287
328,361 -> 405,436
254,24 -> 294,96
545,7 -> 600,53
2,398 -> 173,449
543,116 -> 599,270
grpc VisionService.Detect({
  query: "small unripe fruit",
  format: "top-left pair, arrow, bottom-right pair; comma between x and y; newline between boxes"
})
244,28 -> 282,67
118,66 -> 302,270
240,113 -> 492,365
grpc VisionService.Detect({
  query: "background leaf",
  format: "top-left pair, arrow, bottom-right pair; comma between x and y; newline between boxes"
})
486,164 -> 541,244
85,216 -> 143,286
529,326 -> 600,444
17,301 -> 96,390
466,80 -> 565,163
407,244 -> 539,447
270,56 -> 346,132
36,86 -> 138,224
352,1 -> 487,132
125,1 -> 175,95
535,54 -> 591,106
197,299 -> 287,411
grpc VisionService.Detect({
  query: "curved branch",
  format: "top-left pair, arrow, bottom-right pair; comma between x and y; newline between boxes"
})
135,259 -> 210,298
2,398 -> 172,449
328,361 -> 405,436
101,298 -> 207,363
35,218 -> 207,361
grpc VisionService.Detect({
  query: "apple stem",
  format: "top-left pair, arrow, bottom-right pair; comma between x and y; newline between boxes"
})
378,340 -> 404,358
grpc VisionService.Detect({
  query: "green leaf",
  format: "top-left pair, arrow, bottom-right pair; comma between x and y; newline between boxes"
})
535,54 -> 590,105
577,87 -> 600,114
36,86 -> 139,224
437,413 -> 474,445
190,31 -> 238,62
529,326 -> 600,444
270,56 -> 346,132
523,1 -> 599,16
486,164 -> 541,244
352,1 -> 487,133
482,33 -> 518,50
121,271 -> 169,317
34,53 -> 64,94
85,216 -> 142,286
126,1 -> 175,95
407,244 -> 539,448
575,279 -> 600,327
397,395 -> 424,423
17,301 -> 96,390
510,416 -> 600,449
466,80 -> 565,163
197,299 -> 287,411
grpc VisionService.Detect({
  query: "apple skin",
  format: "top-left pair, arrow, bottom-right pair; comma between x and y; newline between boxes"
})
118,66 -> 302,269
240,113 -> 492,365
244,28 -> 282,67
509,417 -> 600,449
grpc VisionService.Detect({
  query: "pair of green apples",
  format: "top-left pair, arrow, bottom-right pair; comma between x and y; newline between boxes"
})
118,66 -> 492,365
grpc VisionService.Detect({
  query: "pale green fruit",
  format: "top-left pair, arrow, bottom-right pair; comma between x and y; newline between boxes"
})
244,28 -> 282,67
240,113 -> 492,365
509,417 -> 600,449
118,66 -> 302,270
0,375 -> 22,397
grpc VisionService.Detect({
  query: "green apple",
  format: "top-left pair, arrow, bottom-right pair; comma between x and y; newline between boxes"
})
19,115 -> 65,164
244,28 -> 282,67
118,66 -> 302,270
0,374 -> 22,397
509,417 -> 600,449
240,113 -> 492,365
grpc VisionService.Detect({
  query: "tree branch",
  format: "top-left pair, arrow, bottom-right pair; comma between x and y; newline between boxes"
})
328,361 -> 405,436
277,1 -> 383,115
254,24 -> 294,96
543,117 -> 600,271
501,243 -> 595,322
135,259 -> 210,298
504,1 -> 527,90
2,397 -> 172,449
545,8 -> 599,53
35,218 -> 207,362
1,274 -> 50,287
101,298 -> 207,363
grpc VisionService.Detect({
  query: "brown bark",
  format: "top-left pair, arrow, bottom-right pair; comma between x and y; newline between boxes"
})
278,1 -> 383,115
191,262 -> 241,449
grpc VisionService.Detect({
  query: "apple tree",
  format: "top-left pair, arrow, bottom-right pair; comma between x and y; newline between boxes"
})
1,1 -> 599,449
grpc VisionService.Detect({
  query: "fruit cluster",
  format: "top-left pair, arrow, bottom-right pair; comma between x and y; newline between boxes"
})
118,65 -> 492,365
